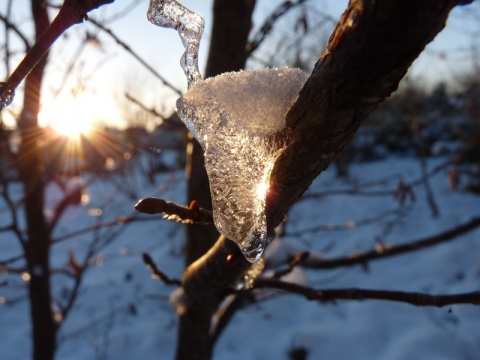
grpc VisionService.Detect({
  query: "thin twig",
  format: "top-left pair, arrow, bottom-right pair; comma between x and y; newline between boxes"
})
209,292 -> 255,345
301,215 -> 480,269
272,251 -> 309,278
142,253 -> 181,286
247,0 -> 307,54
125,93 -> 165,121
254,278 -> 480,307
0,176 -> 25,244
88,18 -> 182,95
0,13 -> 31,53
135,197 -> 214,225
285,207 -> 405,236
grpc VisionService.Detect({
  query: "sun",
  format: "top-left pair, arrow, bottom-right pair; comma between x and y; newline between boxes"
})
48,115 -> 92,138
40,92 -> 106,138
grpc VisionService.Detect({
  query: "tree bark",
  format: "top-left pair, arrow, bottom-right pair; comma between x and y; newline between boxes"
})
178,1 -> 256,359
267,0 -> 470,226
178,0 -> 473,359
17,1 -> 56,359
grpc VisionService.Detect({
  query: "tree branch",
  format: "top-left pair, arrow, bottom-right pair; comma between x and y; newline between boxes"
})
266,0 -> 474,229
142,253 -> 181,286
135,198 -> 214,225
247,0 -> 307,54
301,215 -> 480,269
254,278 -> 480,307
125,93 -> 165,121
88,18 -> 182,95
0,12 -> 31,53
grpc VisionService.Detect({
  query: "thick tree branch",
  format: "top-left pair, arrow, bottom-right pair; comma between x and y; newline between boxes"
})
254,278 -> 480,307
266,0 -> 474,229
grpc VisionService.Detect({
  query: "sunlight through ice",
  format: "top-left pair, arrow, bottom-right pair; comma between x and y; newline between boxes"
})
148,0 -> 308,262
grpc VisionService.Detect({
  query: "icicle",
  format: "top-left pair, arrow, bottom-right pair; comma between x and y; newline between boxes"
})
0,82 -> 15,110
147,1 -> 308,262
176,68 -> 308,262
147,0 -> 204,87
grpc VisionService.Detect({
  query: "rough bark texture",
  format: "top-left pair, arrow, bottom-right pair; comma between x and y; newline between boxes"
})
177,0 -> 472,359
266,0 -> 468,227
17,2 -> 55,360
179,1 -> 256,359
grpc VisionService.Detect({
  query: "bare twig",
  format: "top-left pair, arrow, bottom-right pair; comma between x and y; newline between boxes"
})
135,197 -> 214,225
209,292 -> 255,345
4,0 -> 13,75
142,253 -> 181,286
0,177 -> 25,244
272,251 -> 309,278
286,207 -> 405,236
247,0 -> 307,54
301,215 -> 480,269
47,186 -> 83,235
0,253 -> 24,266
0,12 -> 31,53
88,18 -> 182,95
125,93 -> 165,121
254,278 -> 480,307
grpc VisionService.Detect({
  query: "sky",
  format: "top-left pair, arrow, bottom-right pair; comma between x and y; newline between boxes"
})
1,0 -> 479,130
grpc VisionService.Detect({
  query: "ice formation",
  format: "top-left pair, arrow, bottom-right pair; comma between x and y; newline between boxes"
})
147,0 -> 204,87
0,82 -> 15,110
177,68 -> 308,262
147,0 -> 308,262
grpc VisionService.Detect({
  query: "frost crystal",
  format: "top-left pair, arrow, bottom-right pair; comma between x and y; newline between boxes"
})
147,0 -> 308,262
177,68 -> 308,262
0,82 -> 15,111
147,0 -> 204,87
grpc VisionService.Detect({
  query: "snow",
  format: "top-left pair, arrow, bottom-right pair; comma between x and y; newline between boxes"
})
1,155 -> 479,359
177,68 -> 308,261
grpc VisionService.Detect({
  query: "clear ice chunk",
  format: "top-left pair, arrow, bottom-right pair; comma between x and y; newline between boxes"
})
147,0 -> 204,87
176,68 -> 308,262
0,82 -> 15,111
146,0 -> 308,262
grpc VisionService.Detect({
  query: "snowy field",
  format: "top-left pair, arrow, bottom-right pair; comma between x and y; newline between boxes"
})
1,155 -> 479,360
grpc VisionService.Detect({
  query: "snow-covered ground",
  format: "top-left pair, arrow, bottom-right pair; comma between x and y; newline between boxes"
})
1,155 -> 479,360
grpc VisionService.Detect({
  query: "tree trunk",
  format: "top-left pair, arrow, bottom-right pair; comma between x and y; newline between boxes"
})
17,1 -> 56,359
178,1 -> 256,359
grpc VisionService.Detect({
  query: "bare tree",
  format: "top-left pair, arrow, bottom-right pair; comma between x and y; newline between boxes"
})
0,1 -> 116,359
2,0 -> 480,359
